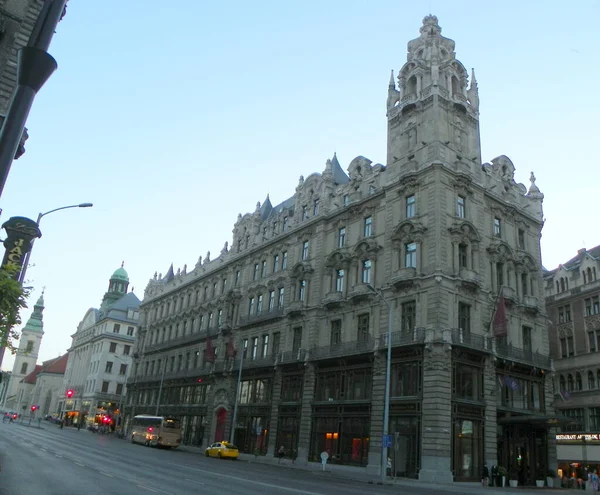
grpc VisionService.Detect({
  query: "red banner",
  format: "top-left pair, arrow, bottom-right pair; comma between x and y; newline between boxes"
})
493,295 -> 508,337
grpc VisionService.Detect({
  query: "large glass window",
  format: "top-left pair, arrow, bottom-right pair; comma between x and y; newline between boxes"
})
391,361 -> 421,397
561,408 -> 585,432
453,362 -> 482,400
281,374 -> 303,402
453,418 -> 483,481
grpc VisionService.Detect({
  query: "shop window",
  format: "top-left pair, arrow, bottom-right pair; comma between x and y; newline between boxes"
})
452,418 -> 483,481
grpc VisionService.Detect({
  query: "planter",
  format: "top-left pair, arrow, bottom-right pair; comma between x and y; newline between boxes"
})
536,480 -> 545,487
509,480 -> 518,488
546,477 -> 554,488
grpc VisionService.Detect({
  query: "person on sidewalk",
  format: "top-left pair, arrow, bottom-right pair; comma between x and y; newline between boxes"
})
482,464 -> 490,487
278,446 -> 286,464
591,470 -> 599,495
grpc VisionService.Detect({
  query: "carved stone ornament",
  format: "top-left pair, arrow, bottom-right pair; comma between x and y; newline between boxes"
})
486,240 -> 514,262
391,220 -> 427,245
352,239 -> 383,261
448,220 -> 480,243
452,175 -> 473,196
214,388 -> 229,406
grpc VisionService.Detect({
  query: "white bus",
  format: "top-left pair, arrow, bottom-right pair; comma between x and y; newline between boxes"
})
130,415 -> 182,448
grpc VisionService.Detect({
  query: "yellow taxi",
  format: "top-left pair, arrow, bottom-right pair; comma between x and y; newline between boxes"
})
205,441 -> 239,459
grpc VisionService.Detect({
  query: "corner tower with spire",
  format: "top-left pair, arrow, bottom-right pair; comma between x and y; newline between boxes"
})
100,263 -> 130,311
386,15 -> 481,172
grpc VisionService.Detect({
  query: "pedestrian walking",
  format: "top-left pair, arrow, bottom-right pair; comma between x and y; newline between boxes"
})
591,470 -> 599,495
482,463 -> 490,486
278,446 -> 285,464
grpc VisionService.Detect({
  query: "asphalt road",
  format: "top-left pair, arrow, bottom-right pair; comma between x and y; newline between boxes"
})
0,421 -> 405,495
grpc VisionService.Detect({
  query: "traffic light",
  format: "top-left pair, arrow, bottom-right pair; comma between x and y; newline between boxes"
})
66,389 -> 74,398
30,405 -> 37,412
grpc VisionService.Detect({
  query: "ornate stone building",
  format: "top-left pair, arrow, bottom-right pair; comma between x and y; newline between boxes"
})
131,16 -> 554,484
544,245 -> 600,475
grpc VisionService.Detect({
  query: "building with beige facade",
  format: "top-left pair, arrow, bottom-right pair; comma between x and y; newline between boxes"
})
544,245 -> 600,479
130,16 -> 555,485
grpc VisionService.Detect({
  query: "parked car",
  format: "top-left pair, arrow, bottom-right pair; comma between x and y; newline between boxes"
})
205,441 -> 239,459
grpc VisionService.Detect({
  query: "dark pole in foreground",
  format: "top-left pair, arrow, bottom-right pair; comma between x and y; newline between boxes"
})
0,0 -> 68,198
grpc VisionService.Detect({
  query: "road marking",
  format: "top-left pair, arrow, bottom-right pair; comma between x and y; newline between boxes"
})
185,478 -> 205,485
101,472 -> 114,477
75,462 -> 85,467
40,448 -> 47,452
183,467 -> 327,495
55,454 -> 62,458
137,486 -> 159,492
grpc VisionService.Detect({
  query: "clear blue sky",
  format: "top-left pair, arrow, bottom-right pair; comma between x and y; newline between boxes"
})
1,0 -> 598,370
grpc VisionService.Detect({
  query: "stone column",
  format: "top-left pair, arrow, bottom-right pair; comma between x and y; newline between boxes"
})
367,352 -> 386,475
484,357 -> 498,468
296,362 -> 316,465
267,367 -> 283,457
419,344 -> 453,483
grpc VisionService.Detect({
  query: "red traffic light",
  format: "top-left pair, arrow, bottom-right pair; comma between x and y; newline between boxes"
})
66,389 -> 74,398
30,405 -> 37,411
197,378 -> 202,383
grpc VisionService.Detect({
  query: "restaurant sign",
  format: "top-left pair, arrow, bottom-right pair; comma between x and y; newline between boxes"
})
556,433 -> 600,442
1,216 -> 41,280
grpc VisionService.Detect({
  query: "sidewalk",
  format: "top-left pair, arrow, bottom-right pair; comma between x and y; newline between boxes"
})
178,445 -> 570,495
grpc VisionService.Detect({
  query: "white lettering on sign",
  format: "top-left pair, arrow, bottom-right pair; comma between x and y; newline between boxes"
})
556,433 -> 600,442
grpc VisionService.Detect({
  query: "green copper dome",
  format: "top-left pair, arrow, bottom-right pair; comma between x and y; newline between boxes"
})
111,264 -> 129,282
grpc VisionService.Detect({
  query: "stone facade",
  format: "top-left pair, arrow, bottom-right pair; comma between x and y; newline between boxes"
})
131,16 -> 554,484
544,245 -> 600,474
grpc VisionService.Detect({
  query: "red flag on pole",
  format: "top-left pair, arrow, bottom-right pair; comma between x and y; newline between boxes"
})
205,338 -> 215,363
493,295 -> 508,337
226,335 -> 236,358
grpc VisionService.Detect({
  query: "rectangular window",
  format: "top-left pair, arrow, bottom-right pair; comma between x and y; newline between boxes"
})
364,216 -> 372,237
235,270 -> 240,286
253,263 -> 259,281
338,227 -> 346,248
119,363 -> 127,375
109,342 -> 117,353
302,241 -> 309,260
357,314 -> 370,342
101,381 -> 109,393
261,260 -> 267,278
273,255 -> 280,273
457,196 -> 466,218
282,217 -> 288,232
298,280 -> 306,301
522,326 -> 532,353
335,269 -> 344,292
330,319 -> 342,345
496,262 -> 504,288
292,327 -> 302,353
116,384 -> 124,396
217,309 -> 223,326
302,205 -> 308,220
313,198 -> 319,216
257,294 -> 263,315
272,332 -> 281,356
594,296 -> 600,315
458,243 -> 468,269
277,287 -> 284,308
127,326 -> 134,336
458,302 -> 471,334
406,195 -> 416,218
261,334 -> 269,358
113,324 -> 121,334
105,361 -> 113,373
521,273 -> 528,297
493,217 -> 502,237
454,363 -> 482,400
405,242 -> 417,268
401,301 -> 416,333
589,331 -> 597,352
343,194 -> 349,206
361,259 -> 372,284
518,229 -> 525,249
268,290 -> 275,311
208,312 -> 213,328
25,340 -> 34,353
251,337 -> 258,360
590,408 -> 600,431
567,336 -> 574,356
249,297 -> 255,315
391,361 -> 421,397
282,251 -> 288,269
123,345 -> 131,356
562,408 -> 585,432
560,337 -> 567,358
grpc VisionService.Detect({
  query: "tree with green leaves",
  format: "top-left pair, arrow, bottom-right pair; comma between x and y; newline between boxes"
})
0,266 -> 29,354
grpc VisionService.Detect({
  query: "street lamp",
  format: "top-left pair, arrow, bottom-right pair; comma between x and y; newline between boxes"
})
18,202 -> 93,283
366,283 -> 393,483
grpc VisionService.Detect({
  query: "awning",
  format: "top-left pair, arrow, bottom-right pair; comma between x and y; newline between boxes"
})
498,414 -> 570,426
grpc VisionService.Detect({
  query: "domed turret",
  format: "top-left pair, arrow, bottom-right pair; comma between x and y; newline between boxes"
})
100,262 -> 130,310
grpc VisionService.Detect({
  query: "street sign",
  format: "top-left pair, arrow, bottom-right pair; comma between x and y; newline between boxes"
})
383,434 -> 393,448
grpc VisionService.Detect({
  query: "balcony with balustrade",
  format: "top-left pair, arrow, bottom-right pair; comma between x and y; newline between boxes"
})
309,338 -> 375,361
238,307 -> 285,327
143,328 -> 217,354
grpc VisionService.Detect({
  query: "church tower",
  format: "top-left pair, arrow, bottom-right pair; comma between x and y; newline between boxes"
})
386,15 -> 481,174
100,263 -> 130,311
4,293 -> 45,409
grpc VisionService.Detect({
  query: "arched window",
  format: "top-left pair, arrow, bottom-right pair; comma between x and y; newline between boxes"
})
576,372 -> 583,391
560,375 -> 566,391
406,76 -> 417,96
589,371 -> 595,390
451,75 -> 460,95
567,374 -> 574,391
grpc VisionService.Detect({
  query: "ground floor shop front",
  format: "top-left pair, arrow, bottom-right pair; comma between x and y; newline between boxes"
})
128,341 -> 556,483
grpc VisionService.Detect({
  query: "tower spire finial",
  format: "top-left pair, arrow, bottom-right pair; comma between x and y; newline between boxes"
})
389,69 -> 395,88
121,260 -> 124,268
